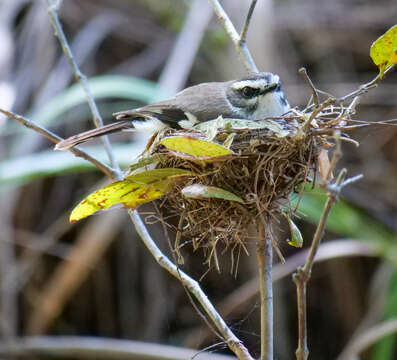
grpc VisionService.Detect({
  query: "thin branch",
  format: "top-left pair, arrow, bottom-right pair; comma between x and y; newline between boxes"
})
0,108 -> 117,180
256,223 -> 273,360
208,0 -> 258,73
300,65 -> 396,134
323,130 -> 341,186
46,0 -> 122,179
292,268 -> 308,360
129,210 -> 254,360
298,67 -> 319,107
293,164 -> 363,360
185,240 -> 376,348
240,0 -> 258,44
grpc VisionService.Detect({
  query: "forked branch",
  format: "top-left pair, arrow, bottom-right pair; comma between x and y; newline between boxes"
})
208,0 -> 258,73
293,134 -> 363,360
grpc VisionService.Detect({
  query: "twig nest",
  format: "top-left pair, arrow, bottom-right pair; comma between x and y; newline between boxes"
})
150,115 -> 324,269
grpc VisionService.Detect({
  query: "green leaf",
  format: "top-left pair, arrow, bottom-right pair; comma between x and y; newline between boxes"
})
371,270 -> 397,360
283,213 -> 303,248
127,155 -> 163,174
70,168 -> 191,222
160,136 -> 233,161
292,188 -> 397,264
370,24 -> 397,77
181,184 -> 244,203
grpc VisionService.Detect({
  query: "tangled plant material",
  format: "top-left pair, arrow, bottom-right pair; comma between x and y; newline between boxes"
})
149,111 -> 334,271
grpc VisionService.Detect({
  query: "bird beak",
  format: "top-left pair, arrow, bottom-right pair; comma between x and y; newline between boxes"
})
261,83 -> 278,94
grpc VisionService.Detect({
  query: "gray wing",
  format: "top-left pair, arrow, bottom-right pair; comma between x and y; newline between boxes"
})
113,81 -> 238,127
113,102 -> 187,127
175,81 -> 238,121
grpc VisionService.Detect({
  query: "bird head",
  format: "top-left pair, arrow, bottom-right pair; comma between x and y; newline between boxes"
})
226,72 -> 289,119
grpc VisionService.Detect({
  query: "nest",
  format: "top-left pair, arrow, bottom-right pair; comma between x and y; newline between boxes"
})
145,112 -> 332,270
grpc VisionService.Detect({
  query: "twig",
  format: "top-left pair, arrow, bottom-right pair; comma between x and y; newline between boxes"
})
301,65 -> 396,134
298,67 -> 319,107
184,240 -> 376,348
323,130 -> 341,185
240,0 -> 258,44
293,164 -> 363,360
256,223 -> 273,360
46,0 -> 122,179
292,180 -> 341,360
337,318 -> 397,360
129,210 -> 254,360
0,108 -> 118,179
208,0 -> 258,73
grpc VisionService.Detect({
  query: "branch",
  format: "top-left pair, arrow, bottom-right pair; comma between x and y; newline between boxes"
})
184,240 -> 377,348
208,0 -> 258,73
293,163 -> 363,360
129,210 -> 254,360
298,67 -> 319,108
256,223 -> 273,360
0,108 -> 118,180
46,0 -> 122,178
240,0 -> 258,44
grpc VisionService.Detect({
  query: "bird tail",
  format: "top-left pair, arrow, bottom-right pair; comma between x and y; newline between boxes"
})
55,120 -> 134,150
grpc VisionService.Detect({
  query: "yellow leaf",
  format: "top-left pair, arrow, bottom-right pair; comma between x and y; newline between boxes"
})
70,168 -> 191,222
160,136 -> 233,161
127,168 -> 192,184
370,24 -> 397,77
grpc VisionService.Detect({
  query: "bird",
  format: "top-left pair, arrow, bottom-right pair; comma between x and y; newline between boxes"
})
55,72 -> 289,150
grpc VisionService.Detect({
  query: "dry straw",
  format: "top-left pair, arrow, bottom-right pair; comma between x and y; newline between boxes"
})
149,106 -> 344,270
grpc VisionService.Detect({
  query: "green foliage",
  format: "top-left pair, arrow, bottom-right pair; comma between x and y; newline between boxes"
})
371,271 -> 397,360
181,184 -> 244,203
283,213 -> 304,248
293,188 -> 397,264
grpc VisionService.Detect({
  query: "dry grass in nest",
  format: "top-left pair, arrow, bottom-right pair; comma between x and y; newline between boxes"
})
148,112 -> 334,271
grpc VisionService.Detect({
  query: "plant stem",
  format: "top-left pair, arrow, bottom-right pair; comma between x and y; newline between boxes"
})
0,108 -> 117,180
292,165 -> 364,360
129,210 -> 255,360
46,0 -> 122,179
208,0 -> 258,73
240,0 -> 258,44
257,223 -> 273,360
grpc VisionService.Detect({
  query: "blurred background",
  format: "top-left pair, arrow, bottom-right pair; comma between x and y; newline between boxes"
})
0,0 -> 397,359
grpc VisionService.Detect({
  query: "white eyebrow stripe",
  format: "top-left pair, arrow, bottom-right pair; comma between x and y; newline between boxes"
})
231,79 -> 276,90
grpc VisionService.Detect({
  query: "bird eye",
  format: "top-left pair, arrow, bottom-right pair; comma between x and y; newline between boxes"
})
241,87 -> 258,98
